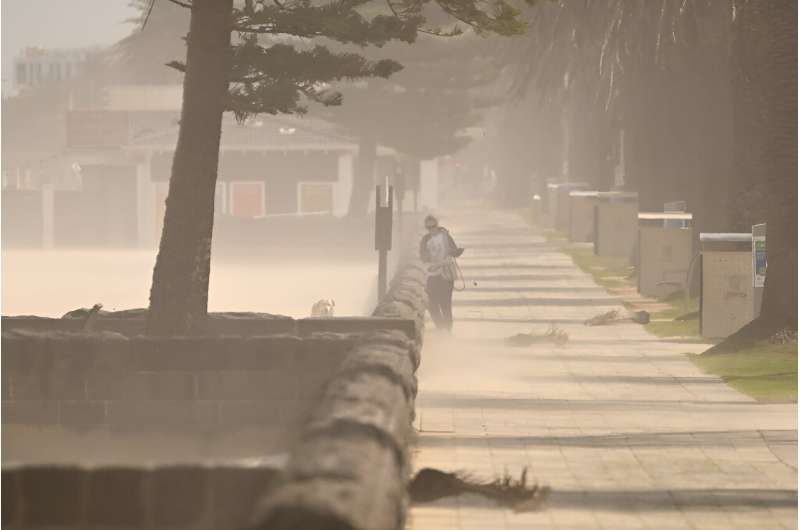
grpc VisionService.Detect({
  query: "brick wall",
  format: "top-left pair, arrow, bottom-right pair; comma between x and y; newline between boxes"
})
2,331 -> 355,433
2,464 -> 281,529
1,314 -> 415,338
1,260 -> 423,527
250,258 -> 428,530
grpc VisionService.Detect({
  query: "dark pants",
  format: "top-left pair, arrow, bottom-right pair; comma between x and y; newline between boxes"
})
426,275 -> 454,330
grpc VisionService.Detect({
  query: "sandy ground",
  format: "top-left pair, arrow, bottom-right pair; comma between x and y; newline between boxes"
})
1,249 -> 377,318
2,247 -> 379,465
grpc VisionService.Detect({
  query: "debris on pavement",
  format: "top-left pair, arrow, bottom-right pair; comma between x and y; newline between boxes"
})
409,467 -> 550,511
584,309 -> 650,326
504,324 -> 569,346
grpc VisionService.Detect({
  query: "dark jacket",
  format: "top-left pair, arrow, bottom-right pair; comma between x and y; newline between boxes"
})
419,227 -> 464,263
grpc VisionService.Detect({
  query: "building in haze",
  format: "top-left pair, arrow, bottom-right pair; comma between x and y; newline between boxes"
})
12,47 -> 91,94
2,82 -> 441,248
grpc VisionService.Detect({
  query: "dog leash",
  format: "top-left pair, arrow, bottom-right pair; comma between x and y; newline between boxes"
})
453,258 -> 467,292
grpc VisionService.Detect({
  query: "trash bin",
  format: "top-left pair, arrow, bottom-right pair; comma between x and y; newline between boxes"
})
594,192 -> 639,259
568,190 -> 599,242
546,182 -> 589,232
637,212 -> 694,298
699,233 -> 755,339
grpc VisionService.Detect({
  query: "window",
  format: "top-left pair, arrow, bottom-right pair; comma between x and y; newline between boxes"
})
229,181 -> 265,218
299,183 -> 333,214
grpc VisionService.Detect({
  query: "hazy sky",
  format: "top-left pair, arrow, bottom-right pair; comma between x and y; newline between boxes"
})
2,0 -> 136,89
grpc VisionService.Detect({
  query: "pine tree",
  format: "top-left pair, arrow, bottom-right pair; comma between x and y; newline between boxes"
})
143,0 -> 529,335
319,32 -> 507,215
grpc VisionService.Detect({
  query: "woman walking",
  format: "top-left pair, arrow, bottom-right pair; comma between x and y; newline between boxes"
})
419,215 -> 463,331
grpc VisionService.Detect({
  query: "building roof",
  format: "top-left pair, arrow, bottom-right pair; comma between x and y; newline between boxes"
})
128,116 -> 361,153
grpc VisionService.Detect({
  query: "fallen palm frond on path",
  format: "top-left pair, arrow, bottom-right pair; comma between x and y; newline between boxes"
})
584,309 -> 650,326
409,467 -> 550,511
504,324 -> 569,346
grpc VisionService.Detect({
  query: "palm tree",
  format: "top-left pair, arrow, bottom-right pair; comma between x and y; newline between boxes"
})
322,33 -> 505,215
504,0 -> 796,340
737,0 -> 797,337
504,1 -> 739,228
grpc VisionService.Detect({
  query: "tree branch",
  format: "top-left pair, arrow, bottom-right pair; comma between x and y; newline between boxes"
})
164,0 -> 192,8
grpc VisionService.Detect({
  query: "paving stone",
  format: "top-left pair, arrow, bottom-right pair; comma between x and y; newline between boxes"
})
409,208 -> 797,530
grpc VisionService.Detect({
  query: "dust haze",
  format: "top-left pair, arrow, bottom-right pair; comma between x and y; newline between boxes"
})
2,249 -> 377,318
1,0 -> 796,527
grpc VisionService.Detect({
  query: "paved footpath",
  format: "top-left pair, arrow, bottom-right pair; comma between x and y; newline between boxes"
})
409,208 -> 797,530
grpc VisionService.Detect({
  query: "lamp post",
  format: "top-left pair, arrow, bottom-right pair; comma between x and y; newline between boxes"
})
375,179 -> 394,301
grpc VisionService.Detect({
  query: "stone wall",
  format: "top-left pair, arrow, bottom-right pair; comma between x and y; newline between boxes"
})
249,258 -> 428,530
1,314 -> 415,338
1,240 -> 427,528
2,464 -> 281,529
2,331 -> 355,433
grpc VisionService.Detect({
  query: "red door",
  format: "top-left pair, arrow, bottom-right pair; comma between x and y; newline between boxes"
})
230,181 -> 265,218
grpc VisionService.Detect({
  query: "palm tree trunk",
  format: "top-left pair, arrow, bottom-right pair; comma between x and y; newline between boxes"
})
758,0 -> 797,329
708,0 -> 797,351
566,79 -> 614,191
146,0 -> 233,335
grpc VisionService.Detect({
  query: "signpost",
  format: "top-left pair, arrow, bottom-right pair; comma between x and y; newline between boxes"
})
752,223 -> 766,316
394,166 -> 406,234
375,182 -> 394,301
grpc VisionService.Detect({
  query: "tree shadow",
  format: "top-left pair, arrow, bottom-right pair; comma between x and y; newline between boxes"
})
415,429 -> 796,449
453,297 -> 617,307
546,488 -> 797,511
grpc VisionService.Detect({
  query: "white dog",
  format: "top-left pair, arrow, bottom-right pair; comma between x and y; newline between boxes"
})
311,299 -> 336,317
